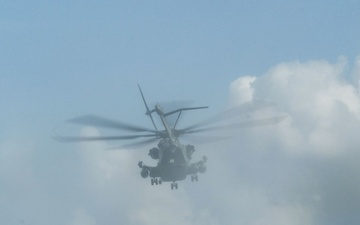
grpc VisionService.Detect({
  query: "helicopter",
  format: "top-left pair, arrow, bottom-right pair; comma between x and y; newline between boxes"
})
55,85 -> 286,190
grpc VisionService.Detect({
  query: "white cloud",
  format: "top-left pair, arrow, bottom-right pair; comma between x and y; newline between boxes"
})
229,76 -> 256,105
352,56 -> 360,90
236,57 -> 360,156
67,208 -> 97,225
228,57 -> 360,224
77,127 -> 135,189
253,203 -> 314,225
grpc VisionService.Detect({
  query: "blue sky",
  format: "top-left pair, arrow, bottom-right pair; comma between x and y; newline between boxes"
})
1,1 -> 360,225
2,1 -> 359,131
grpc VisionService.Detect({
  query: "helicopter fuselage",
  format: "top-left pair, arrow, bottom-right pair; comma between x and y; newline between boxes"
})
138,103 -> 207,189
139,141 -> 207,189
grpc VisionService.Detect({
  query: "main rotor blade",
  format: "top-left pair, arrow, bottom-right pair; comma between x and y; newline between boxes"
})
67,115 -> 155,133
181,135 -> 234,145
182,101 -> 276,132
106,137 -> 159,150
180,115 -> 287,135
54,134 -> 157,142
138,84 -> 158,131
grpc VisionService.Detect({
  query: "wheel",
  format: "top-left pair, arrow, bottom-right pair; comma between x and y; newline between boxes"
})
195,175 -> 199,182
159,179 -> 162,185
151,178 -> 154,186
171,182 -> 178,190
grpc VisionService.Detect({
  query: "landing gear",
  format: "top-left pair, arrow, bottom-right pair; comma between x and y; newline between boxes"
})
151,178 -> 162,186
151,178 -> 156,185
171,182 -> 178,190
191,174 -> 199,182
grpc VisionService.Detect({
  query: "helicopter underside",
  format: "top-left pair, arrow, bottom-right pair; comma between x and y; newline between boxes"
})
152,163 -> 188,182
139,157 -> 207,189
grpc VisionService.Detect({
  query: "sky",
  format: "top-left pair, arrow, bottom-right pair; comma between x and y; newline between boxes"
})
1,1 -> 360,225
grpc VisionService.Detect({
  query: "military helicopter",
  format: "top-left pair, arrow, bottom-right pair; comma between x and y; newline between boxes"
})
55,85 -> 286,190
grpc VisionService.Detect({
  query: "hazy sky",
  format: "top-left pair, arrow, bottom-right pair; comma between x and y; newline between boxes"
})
1,1 -> 360,225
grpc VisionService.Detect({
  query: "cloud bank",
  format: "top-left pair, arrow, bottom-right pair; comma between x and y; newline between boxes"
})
2,57 -> 360,225
227,57 -> 360,224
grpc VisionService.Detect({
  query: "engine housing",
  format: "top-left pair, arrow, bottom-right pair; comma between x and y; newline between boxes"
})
140,168 -> 149,178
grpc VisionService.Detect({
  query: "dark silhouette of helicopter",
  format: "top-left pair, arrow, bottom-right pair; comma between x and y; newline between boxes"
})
55,85 -> 286,190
